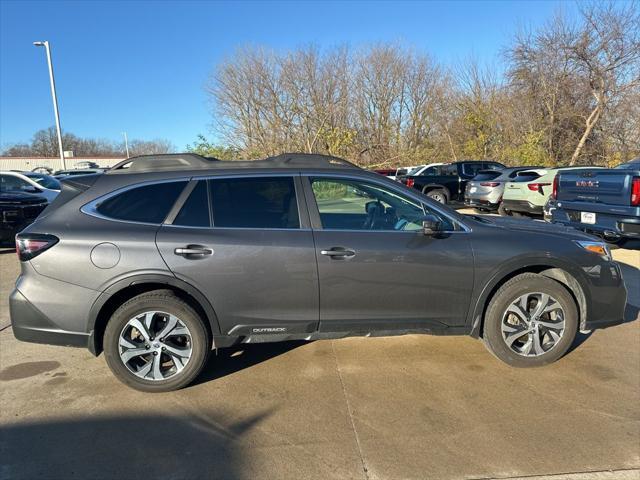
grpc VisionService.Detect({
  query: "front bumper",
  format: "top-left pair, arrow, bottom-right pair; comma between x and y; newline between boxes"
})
580,260 -> 627,331
501,199 -> 543,215
10,289 -> 90,348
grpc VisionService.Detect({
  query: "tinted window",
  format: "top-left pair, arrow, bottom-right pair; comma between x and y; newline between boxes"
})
174,181 -> 210,227
97,181 -> 187,223
462,163 -> 486,177
210,177 -> 299,229
440,164 -> 457,176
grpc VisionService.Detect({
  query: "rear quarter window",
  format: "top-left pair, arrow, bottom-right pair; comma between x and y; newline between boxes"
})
96,181 -> 187,223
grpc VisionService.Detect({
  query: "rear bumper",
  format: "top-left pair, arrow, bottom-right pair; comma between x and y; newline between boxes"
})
552,207 -> 640,239
501,199 -> 543,215
10,289 -> 90,348
464,197 -> 499,210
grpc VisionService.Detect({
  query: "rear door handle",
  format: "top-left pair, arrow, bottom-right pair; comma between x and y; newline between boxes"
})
174,246 -> 213,257
320,247 -> 356,258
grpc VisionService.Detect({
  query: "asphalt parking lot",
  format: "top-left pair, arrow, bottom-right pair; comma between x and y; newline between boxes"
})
0,232 -> 638,479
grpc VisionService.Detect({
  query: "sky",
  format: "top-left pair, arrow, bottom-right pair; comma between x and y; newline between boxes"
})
0,0 -> 581,152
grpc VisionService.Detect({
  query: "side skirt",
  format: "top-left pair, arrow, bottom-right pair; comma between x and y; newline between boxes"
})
213,325 -> 473,349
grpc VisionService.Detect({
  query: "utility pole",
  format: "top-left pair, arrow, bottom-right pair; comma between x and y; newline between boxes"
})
122,132 -> 130,158
33,41 -> 66,170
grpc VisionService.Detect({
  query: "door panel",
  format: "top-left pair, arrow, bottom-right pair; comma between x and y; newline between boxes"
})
156,226 -> 319,334
314,230 -> 473,331
304,175 -> 475,331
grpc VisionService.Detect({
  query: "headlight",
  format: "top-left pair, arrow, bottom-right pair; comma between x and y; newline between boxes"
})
575,240 -> 612,261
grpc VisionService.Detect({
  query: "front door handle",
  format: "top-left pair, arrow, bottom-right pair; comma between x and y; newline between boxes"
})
174,246 -> 213,257
320,247 -> 356,258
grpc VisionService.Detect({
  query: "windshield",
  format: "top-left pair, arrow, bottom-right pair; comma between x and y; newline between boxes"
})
25,173 -> 61,190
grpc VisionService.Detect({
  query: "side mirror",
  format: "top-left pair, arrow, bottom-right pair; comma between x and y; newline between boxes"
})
422,214 -> 442,236
422,215 -> 442,237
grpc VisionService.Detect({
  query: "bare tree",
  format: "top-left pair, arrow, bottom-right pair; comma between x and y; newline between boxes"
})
568,2 -> 640,164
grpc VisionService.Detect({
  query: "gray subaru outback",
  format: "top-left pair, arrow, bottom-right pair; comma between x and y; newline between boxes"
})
10,153 -> 627,392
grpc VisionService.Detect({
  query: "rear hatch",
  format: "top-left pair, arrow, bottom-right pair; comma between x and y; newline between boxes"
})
556,168 -> 637,206
503,170 -> 548,201
465,170 -> 502,199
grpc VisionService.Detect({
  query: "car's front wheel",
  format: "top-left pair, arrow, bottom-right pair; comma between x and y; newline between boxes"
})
104,290 -> 210,392
483,273 -> 578,367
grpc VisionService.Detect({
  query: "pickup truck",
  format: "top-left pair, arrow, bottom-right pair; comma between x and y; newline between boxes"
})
550,158 -> 640,245
399,160 -> 504,204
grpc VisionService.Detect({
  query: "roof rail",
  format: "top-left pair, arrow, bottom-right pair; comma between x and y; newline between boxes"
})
106,152 -> 361,174
109,153 -> 219,173
262,153 -> 360,169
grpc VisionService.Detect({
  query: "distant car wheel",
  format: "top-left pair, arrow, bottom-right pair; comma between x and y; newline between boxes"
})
482,273 -> 578,367
104,290 -> 210,392
426,189 -> 448,204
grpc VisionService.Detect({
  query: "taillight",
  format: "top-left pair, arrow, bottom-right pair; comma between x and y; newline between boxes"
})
480,182 -> 500,187
632,177 -> 640,206
405,178 -> 415,188
15,234 -> 59,261
552,175 -> 559,199
527,183 -> 551,192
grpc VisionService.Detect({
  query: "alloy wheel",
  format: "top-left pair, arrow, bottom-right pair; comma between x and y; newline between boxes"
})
118,311 -> 193,381
501,292 -> 565,357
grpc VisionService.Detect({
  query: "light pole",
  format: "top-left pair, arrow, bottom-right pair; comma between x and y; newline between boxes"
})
122,132 -> 130,158
33,41 -> 66,170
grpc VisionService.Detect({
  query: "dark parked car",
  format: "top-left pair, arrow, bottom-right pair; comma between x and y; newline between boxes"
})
550,158 -> 640,245
399,160 -> 505,204
11,153 -> 626,392
0,191 -> 48,245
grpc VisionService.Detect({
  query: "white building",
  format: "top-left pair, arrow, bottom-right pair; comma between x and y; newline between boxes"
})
0,156 -> 126,172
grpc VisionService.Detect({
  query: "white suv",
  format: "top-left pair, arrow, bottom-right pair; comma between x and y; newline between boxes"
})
0,171 -> 61,202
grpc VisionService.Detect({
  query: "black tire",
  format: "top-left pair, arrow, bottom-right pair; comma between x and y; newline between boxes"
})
482,273 -> 578,367
425,189 -> 448,204
104,290 -> 210,392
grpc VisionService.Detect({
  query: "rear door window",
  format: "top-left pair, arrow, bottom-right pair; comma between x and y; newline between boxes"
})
462,163 -> 485,177
209,177 -> 299,229
96,181 -> 187,223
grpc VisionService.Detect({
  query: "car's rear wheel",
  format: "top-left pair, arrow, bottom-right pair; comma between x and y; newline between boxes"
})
104,291 -> 210,392
482,273 -> 578,367
426,189 -> 448,204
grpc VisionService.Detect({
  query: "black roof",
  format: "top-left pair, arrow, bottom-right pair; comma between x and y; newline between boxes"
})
108,152 -> 360,174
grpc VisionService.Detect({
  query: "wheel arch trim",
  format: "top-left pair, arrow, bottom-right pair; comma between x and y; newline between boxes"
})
468,256 -> 590,337
87,273 -> 222,355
